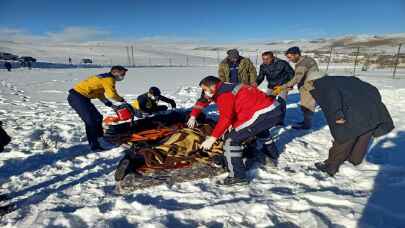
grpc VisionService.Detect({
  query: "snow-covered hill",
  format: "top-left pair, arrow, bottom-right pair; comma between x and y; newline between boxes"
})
1,33 -> 404,66
0,67 -> 404,227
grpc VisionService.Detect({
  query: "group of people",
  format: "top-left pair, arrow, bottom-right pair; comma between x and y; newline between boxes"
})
66,46 -> 394,186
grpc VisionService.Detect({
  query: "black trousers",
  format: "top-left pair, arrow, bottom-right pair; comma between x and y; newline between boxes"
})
67,90 -> 104,149
325,130 -> 374,175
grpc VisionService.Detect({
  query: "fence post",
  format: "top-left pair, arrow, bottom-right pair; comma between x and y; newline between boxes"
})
126,46 -> 131,67
353,47 -> 360,76
326,47 -> 333,73
131,45 -> 135,67
393,43 -> 402,79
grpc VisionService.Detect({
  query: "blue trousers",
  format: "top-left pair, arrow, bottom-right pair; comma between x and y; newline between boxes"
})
67,89 -> 103,149
225,104 -> 283,178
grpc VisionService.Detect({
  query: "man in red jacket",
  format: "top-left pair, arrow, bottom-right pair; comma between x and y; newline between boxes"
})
187,76 -> 283,185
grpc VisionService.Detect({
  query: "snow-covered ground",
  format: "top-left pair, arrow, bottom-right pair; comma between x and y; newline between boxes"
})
0,67 -> 404,227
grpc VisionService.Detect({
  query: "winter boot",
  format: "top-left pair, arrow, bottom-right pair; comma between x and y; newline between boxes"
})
0,204 -> 15,217
220,176 -> 249,186
115,158 -> 131,181
315,162 -> 335,177
256,132 -> 279,165
90,145 -> 108,152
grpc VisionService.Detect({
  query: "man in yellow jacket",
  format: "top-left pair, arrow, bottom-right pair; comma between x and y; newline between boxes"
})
67,66 -> 127,151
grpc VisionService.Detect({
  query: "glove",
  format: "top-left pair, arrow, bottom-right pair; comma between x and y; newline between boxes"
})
200,136 -> 217,150
187,116 -> 197,128
273,86 -> 283,96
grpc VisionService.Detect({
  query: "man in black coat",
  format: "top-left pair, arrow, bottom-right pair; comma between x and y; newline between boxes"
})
256,51 -> 294,125
310,76 -> 394,176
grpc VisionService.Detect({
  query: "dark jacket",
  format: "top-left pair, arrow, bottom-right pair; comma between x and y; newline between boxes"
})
136,93 -> 176,114
0,121 -> 11,152
257,58 -> 295,89
311,76 -> 394,144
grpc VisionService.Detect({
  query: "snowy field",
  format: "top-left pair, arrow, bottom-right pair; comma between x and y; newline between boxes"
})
0,67 -> 404,227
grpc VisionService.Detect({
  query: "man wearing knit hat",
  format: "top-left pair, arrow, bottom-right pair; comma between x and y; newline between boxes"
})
218,49 -> 257,86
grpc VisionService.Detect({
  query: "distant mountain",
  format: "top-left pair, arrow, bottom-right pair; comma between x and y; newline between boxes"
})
1,33 -> 404,64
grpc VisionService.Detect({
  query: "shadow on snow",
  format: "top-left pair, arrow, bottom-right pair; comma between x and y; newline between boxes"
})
359,130 -> 405,227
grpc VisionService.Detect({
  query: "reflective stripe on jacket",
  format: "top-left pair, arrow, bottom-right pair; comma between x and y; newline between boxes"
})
190,82 -> 276,138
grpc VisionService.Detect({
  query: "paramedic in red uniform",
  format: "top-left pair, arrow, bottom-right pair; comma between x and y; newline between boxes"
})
187,76 -> 283,185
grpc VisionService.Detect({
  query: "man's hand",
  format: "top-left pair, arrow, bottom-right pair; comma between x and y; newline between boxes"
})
200,136 -> 217,150
170,102 -> 177,109
187,116 -> 197,128
281,84 -> 293,91
336,118 -> 346,124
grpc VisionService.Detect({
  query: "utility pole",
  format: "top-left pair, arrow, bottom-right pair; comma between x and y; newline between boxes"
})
393,43 -> 402,79
255,49 -> 259,68
169,57 -> 172,66
126,46 -> 131,67
353,47 -> 360,76
326,47 -> 334,73
131,45 -> 135,67
186,56 -> 189,66
148,57 -> 152,66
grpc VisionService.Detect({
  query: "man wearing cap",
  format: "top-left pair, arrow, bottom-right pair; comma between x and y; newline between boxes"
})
218,49 -> 257,86
131,86 -> 176,115
68,66 -> 128,151
283,47 -> 326,130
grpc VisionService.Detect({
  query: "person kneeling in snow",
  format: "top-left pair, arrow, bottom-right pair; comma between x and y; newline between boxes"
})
68,66 -> 128,152
310,76 -> 394,176
131,87 -> 176,117
187,76 -> 283,185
